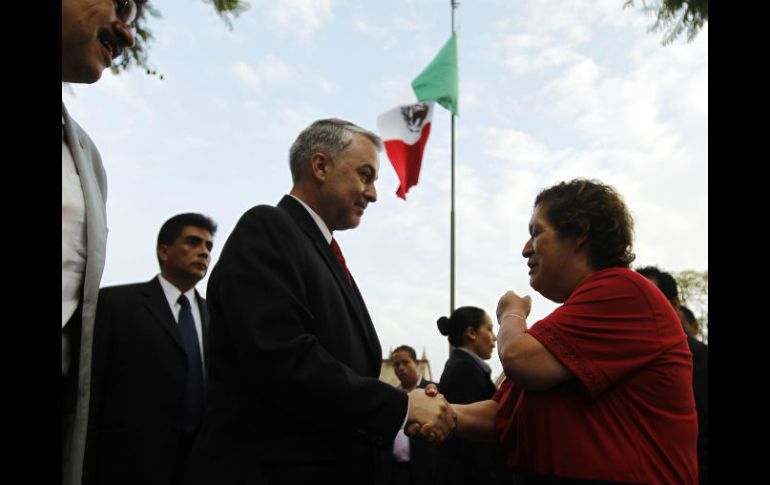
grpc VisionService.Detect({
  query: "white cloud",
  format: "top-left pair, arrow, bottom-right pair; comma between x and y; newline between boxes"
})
232,54 -> 298,90
271,0 -> 334,42
259,54 -> 297,83
232,61 -> 260,88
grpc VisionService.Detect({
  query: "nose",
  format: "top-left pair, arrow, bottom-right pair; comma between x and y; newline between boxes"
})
522,238 -> 533,258
365,183 -> 377,203
113,20 -> 136,50
197,243 -> 211,259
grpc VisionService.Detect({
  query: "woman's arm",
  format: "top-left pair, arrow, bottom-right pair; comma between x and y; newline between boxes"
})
452,400 -> 499,442
497,290 -> 573,390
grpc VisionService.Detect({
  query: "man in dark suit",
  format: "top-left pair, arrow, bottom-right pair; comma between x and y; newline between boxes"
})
85,213 -> 217,485
184,118 -> 455,485
386,345 -> 438,485
636,266 -> 708,485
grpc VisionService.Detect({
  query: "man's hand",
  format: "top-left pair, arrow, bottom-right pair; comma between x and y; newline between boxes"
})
404,386 -> 456,444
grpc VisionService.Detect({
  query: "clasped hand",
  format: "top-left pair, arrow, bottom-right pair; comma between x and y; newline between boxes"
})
404,384 -> 457,445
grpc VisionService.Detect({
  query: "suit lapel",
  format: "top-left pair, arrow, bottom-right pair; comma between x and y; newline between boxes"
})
62,102 -> 108,295
142,278 -> 186,353
278,196 -> 380,365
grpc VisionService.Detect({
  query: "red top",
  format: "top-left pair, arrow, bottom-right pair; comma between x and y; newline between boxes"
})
493,268 -> 698,484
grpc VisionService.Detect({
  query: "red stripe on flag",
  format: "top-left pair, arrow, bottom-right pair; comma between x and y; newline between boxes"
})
383,122 -> 432,199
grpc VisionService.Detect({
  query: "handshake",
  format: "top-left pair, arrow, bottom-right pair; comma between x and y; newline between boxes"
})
404,384 -> 457,445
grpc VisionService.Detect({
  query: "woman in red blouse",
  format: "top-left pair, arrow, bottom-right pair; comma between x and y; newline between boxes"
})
448,179 -> 698,485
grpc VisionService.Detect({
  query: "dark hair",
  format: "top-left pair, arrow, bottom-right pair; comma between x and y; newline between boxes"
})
437,306 -> 487,347
679,305 -> 699,330
535,178 -> 635,270
636,265 -> 679,300
392,345 -> 417,361
156,213 -> 218,266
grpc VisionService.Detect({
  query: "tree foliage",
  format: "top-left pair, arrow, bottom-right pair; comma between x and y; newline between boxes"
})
625,0 -> 708,45
111,0 -> 250,78
675,269 -> 708,343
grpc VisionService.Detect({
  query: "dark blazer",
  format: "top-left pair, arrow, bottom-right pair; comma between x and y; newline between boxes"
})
383,378 -> 439,485
687,336 -> 708,485
84,277 -> 209,485
184,196 -> 408,485
435,349 -> 508,485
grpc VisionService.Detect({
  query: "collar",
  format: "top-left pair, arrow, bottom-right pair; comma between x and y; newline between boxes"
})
289,194 -> 333,244
456,347 -> 492,375
157,274 -> 197,309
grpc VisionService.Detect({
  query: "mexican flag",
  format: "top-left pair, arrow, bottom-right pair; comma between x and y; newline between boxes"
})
377,33 -> 458,199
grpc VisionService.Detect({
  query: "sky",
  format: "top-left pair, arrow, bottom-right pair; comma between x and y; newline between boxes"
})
63,0 -> 708,381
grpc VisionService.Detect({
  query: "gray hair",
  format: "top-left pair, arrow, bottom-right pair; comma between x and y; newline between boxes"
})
289,118 -> 383,183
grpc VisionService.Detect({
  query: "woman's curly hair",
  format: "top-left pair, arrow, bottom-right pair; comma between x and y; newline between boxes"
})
535,178 -> 635,270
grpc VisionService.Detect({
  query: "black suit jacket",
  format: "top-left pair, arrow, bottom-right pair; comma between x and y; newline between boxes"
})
185,196 -> 407,485
84,277 -> 209,485
435,349 -> 508,485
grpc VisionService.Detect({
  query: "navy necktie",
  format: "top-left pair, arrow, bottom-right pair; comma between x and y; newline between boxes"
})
330,238 -> 352,285
177,294 -> 204,435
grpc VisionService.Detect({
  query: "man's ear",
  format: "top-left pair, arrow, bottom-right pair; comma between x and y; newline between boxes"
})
157,245 -> 168,264
310,152 -> 332,182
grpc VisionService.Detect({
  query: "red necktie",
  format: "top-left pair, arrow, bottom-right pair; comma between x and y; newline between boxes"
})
330,238 -> 352,285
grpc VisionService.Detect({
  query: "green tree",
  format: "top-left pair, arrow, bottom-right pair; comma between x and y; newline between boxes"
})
113,0 -> 250,78
625,0 -> 708,45
675,269 -> 708,343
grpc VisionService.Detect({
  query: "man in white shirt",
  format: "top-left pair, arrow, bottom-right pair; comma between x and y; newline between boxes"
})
62,2 -> 140,484
86,213 -> 217,485
388,345 -> 439,485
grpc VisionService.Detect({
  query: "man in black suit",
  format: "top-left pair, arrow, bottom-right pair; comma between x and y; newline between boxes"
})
85,213 -> 217,485
184,118 -> 455,485
386,345 -> 438,485
636,266 -> 708,485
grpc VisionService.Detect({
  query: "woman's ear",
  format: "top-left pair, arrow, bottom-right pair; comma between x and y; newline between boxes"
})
464,326 -> 477,343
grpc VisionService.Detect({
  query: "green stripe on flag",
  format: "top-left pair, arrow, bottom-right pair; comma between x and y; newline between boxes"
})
411,33 -> 459,116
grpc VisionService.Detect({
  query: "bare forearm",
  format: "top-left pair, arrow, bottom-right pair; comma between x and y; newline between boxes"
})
497,312 -> 528,368
452,400 -> 498,442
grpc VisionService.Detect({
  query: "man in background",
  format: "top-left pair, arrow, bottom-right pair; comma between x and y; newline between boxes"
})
86,213 -> 217,485
387,345 -> 438,485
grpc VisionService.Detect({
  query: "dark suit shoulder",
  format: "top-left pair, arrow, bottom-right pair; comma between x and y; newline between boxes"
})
240,203 -> 295,226
98,279 -> 158,299
440,355 -> 494,403
225,204 -> 306,250
442,355 -> 484,379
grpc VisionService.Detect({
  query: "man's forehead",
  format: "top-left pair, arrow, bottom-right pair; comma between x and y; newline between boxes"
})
180,226 -> 213,239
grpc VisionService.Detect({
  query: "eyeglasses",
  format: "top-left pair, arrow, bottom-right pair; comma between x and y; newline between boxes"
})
114,0 -> 138,27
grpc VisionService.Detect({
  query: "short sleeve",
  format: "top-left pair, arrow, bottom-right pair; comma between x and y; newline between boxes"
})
527,270 -> 677,399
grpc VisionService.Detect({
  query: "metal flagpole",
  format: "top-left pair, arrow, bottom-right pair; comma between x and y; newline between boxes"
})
450,0 -> 458,315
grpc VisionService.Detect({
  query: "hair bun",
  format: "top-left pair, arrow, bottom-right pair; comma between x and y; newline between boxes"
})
436,316 -> 450,335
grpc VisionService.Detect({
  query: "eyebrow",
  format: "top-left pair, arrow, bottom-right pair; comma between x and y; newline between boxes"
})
184,236 -> 213,250
361,165 -> 378,180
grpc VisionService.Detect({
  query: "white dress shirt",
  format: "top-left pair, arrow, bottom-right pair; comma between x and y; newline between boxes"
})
157,274 -> 206,369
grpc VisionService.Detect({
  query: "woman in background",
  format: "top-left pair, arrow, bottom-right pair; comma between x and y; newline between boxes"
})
434,306 -> 508,485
